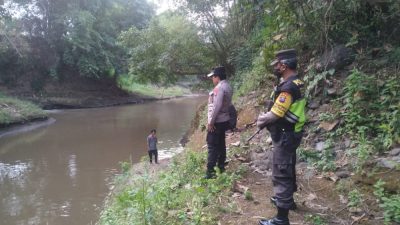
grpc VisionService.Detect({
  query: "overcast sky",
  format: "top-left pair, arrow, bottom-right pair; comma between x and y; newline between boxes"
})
149,0 -> 176,15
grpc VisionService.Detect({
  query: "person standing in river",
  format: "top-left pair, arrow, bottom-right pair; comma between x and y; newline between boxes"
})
147,129 -> 158,164
205,66 -> 233,179
256,49 -> 306,225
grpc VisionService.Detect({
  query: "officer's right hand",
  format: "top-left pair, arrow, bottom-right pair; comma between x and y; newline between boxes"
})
257,121 -> 266,130
207,123 -> 216,132
256,117 -> 267,130
257,113 -> 267,129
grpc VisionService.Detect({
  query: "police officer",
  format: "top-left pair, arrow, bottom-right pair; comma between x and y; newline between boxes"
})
205,66 -> 233,179
256,49 -> 306,225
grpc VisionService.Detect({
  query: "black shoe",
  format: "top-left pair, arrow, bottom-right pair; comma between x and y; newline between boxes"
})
204,172 -> 216,179
270,197 -> 297,210
259,217 -> 290,225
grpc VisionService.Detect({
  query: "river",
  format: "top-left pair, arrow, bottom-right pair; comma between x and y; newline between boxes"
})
0,96 -> 206,225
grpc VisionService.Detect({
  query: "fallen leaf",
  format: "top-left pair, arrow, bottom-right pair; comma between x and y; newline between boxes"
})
273,34 -> 283,40
306,193 -> 317,201
230,141 -> 240,147
319,120 -> 340,131
237,157 -> 247,162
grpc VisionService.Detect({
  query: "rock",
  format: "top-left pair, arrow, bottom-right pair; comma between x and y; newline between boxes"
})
316,45 -> 355,73
251,150 -> 272,161
336,170 -> 350,179
252,159 -> 271,171
376,158 -> 399,169
327,88 -> 337,96
266,137 -> 272,145
389,148 -> 400,156
231,141 -> 240,147
233,182 -> 249,194
319,104 -> 331,112
345,138 -> 352,148
308,101 -> 320,109
319,120 -> 340,131
348,207 -> 363,214
316,142 -> 326,152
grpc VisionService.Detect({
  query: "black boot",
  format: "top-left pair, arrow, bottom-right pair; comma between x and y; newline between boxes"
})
259,207 -> 290,225
270,196 -> 297,210
204,170 -> 216,179
258,217 -> 290,225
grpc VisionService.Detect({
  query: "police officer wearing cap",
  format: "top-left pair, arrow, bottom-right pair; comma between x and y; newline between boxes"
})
256,49 -> 306,225
205,66 -> 233,179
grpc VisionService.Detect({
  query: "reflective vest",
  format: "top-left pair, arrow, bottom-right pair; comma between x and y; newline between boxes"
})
271,76 -> 306,132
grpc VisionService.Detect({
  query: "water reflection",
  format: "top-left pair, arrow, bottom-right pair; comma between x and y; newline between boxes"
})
0,96 -> 206,225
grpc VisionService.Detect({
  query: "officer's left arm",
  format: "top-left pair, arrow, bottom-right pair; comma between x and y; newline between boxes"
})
209,87 -> 224,126
256,92 -> 293,128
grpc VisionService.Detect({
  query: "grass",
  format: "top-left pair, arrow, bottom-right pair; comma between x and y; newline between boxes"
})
0,95 -> 47,126
118,75 -> 191,98
99,150 -> 242,225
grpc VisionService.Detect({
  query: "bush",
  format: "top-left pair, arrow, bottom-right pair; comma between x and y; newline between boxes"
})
342,69 -> 400,168
374,180 -> 400,224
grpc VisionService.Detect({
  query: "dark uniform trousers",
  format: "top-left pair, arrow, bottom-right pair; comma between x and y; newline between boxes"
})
148,150 -> 158,163
271,130 -> 303,210
206,121 -> 229,174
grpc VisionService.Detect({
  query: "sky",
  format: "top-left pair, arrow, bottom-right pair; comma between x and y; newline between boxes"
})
149,0 -> 177,15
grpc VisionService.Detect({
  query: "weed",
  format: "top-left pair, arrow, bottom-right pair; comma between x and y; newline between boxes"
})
0,96 -> 47,125
244,190 -> 253,201
99,150 -> 242,225
374,180 -> 400,224
305,214 -> 327,225
347,189 -> 363,208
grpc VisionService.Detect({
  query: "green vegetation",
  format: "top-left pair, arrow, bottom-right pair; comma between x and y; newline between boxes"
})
118,74 -> 190,98
374,180 -> 400,224
343,70 -> 400,161
99,150 -> 242,225
1,0 -> 154,86
118,13 -> 212,84
102,0 -> 400,223
305,214 -> 327,225
3,0 -> 399,224
347,189 -> 363,208
0,95 -> 47,126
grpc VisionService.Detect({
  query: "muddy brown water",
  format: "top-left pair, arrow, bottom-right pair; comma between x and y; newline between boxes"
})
0,96 -> 206,225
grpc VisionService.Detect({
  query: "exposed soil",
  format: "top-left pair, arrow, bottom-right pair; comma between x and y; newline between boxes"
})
217,126 -> 384,225
1,75 -> 152,109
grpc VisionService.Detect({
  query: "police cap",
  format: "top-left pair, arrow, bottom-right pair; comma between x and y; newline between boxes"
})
270,49 -> 297,66
207,66 -> 226,77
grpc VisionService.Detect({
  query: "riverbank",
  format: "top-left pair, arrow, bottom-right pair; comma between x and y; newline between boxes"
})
0,95 -> 48,128
0,83 -> 197,131
98,81 -> 400,225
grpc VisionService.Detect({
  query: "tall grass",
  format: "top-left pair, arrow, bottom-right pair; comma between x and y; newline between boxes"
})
0,95 -> 47,125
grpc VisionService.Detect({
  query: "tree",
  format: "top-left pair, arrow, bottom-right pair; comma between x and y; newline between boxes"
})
119,12 -> 212,84
0,0 -> 155,89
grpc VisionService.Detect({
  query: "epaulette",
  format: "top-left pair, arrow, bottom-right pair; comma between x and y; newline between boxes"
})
292,79 -> 304,87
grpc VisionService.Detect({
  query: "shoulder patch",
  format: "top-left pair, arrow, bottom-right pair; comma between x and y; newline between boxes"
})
279,93 -> 288,103
213,87 -> 219,95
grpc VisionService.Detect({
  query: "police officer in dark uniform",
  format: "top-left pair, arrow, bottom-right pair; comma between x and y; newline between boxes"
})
256,49 -> 306,225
